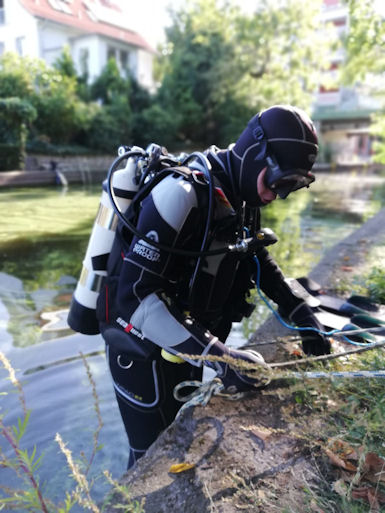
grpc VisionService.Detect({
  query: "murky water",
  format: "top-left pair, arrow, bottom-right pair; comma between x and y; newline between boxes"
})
0,170 -> 384,510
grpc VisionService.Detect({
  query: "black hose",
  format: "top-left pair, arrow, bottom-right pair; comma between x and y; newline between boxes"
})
106,150 -> 232,258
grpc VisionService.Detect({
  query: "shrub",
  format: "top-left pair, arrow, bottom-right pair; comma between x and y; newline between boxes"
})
0,143 -> 21,171
131,103 -> 179,149
0,97 -> 36,170
0,53 -> 92,145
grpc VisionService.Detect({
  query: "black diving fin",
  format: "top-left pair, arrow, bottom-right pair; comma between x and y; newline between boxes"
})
340,323 -> 377,343
312,311 -> 380,344
351,314 -> 385,336
309,311 -> 376,344
285,277 -> 385,344
295,276 -> 385,320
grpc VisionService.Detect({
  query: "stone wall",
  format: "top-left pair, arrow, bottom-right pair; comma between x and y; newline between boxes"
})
25,153 -> 114,174
0,154 -> 116,187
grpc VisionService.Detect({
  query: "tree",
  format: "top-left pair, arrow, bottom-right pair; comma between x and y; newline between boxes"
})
157,0 -> 247,146
342,0 -> 385,83
156,0 -> 332,148
90,58 -> 129,104
0,53 -> 92,144
53,45 -> 77,78
342,0 -> 385,164
0,98 -> 36,170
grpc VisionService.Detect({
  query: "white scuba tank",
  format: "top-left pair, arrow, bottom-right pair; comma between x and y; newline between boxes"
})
67,147 -> 145,334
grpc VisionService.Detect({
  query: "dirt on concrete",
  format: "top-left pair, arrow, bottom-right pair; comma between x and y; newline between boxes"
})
103,207 -> 385,513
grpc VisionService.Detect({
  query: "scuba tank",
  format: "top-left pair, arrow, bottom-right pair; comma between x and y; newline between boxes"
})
67,146 -> 147,334
68,142 -> 275,336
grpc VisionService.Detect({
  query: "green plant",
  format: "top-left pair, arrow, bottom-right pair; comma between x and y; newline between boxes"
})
0,351 -> 51,512
0,53 -> 92,146
365,266 -> 385,303
0,351 -> 145,512
0,97 -> 36,170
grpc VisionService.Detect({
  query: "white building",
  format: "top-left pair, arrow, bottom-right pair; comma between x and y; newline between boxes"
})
0,0 -> 155,91
313,0 -> 381,164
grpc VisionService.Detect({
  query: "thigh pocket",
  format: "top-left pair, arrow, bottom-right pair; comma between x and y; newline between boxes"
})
107,346 -> 160,408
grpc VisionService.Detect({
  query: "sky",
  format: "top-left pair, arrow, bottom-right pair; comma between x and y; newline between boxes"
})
121,0 -> 257,49
121,0 -> 184,48
123,0 -> 385,49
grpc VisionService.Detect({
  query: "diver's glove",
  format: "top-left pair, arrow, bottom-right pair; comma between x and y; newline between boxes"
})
289,302 -> 331,356
206,342 -> 268,393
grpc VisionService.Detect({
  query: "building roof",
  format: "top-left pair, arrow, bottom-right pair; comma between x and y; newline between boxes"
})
312,106 -> 375,122
19,0 -> 154,52
313,87 -> 381,122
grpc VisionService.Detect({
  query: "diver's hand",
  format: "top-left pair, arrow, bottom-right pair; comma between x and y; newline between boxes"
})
290,302 -> 331,356
214,347 -> 267,393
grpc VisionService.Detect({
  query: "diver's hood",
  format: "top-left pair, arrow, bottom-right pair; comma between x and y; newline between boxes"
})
230,105 -> 318,207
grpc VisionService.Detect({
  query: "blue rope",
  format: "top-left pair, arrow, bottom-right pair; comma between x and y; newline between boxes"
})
252,255 -> 384,348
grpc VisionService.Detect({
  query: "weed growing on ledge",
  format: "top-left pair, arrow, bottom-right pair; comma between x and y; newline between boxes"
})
0,351 -> 145,513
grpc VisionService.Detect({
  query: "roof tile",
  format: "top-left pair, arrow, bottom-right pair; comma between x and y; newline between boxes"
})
19,0 -> 154,52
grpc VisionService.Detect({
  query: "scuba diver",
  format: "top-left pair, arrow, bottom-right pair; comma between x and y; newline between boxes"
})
69,104 -> 331,468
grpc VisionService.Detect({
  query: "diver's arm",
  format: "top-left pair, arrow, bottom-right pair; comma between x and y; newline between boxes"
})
115,174 -> 267,383
116,173 -> 220,363
253,247 -> 301,314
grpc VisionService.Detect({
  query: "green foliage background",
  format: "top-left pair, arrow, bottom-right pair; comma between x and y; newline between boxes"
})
0,0 -> 334,161
0,0 -> 384,164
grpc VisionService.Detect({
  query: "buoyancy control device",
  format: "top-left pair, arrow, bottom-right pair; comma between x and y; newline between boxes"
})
68,143 -> 279,335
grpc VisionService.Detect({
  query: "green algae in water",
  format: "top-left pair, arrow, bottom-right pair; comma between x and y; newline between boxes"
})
0,173 -> 384,347
0,185 -> 101,347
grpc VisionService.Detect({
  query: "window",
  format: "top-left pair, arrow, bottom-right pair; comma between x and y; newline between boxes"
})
48,0 -> 72,14
107,46 -> 132,76
0,42 -> 4,55
120,50 -> 129,71
79,48 -> 89,76
15,36 -> 25,56
107,46 -> 115,62
0,0 -> 5,25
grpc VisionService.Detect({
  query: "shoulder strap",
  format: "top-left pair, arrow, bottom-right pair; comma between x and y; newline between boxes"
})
125,165 -> 208,222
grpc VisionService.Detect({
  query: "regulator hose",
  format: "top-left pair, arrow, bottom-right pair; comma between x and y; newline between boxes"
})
106,149 -> 233,258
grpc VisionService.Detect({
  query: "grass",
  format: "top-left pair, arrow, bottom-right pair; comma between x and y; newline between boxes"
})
278,341 -> 385,512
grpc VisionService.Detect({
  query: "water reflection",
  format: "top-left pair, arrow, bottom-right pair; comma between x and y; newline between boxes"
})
1,347 -> 127,509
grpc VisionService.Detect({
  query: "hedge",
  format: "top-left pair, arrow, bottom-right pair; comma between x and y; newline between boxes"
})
0,143 -> 22,171
0,98 -> 36,170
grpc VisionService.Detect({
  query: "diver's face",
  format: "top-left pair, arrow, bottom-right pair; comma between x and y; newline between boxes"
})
257,167 -> 277,205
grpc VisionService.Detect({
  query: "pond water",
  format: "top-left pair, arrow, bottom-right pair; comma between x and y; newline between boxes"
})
0,170 -> 384,510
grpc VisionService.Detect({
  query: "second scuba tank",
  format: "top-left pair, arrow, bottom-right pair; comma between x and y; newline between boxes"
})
67,147 -> 146,335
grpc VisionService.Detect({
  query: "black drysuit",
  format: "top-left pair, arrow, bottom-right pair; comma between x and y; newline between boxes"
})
96,150 -> 301,466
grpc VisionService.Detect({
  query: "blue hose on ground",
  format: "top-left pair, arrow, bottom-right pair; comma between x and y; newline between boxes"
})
252,255 -> 385,348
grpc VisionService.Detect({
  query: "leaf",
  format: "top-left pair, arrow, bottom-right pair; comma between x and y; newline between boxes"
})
351,486 -> 385,512
241,425 -> 272,441
325,448 -> 357,472
169,462 -> 195,473
325,439 -> 358,473
13,411 -> 30,442
326,439 -> 358,459
362,452 -> 385,484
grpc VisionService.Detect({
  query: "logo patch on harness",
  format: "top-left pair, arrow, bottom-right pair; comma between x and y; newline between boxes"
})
133,230 -> 161,262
